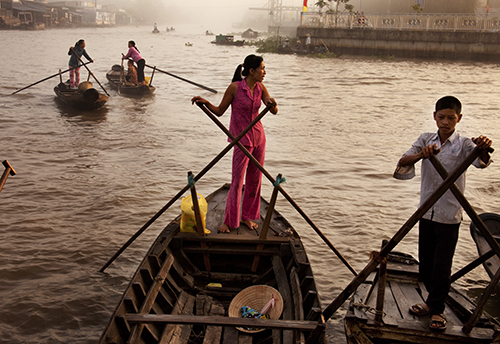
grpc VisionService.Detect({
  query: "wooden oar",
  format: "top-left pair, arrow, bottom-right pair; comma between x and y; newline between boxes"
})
118,59 -> 124,95
196,103 -> 358,277
98,103 -> 274,273
70,47 -> 110,97
0,160 -> 16,194
145,64 -> 217,94
11,62 -> 93,95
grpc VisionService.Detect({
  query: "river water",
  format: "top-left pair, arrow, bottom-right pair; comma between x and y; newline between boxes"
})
1,25 -> 500,343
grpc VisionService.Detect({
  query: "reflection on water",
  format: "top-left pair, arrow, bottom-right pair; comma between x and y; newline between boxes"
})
1,25 -> 500,343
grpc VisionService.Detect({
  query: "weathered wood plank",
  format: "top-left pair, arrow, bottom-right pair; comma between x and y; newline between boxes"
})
157,291 -> 191,343
162,293 -> 196,344
182,247 -> 281,256
418,282 -> 463,327
222,326 -> 239,344
272,256 -> 294,343
388,280 -> 416,321
125,314 -> 319,330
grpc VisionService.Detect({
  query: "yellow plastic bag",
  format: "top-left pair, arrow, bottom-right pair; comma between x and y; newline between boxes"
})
180,193 -> 210,234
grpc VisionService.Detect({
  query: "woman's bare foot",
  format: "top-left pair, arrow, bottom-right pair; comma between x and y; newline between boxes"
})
218,223 -> 230,233
241,220 -> 258,230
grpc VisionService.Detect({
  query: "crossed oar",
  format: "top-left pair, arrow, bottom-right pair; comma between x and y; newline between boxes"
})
99,103 -> 274,272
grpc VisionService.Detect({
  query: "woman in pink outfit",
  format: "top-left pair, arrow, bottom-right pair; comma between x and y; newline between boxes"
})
122,41 -> 146,85
192,55 -> 278,233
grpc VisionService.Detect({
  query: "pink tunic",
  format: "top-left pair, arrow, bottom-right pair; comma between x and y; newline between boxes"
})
228,80 -> 265,147
122,47 -> 143,63
223,80 -> 266,228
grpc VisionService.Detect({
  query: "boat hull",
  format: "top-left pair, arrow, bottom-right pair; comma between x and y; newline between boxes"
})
106,66 -> 156,97
470,213 -> 500,280
53,83 -> 108,110
99,184 -> 326,344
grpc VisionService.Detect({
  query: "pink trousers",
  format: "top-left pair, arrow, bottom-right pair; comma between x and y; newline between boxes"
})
69,67 -> 80,88
224,143 -> 265,228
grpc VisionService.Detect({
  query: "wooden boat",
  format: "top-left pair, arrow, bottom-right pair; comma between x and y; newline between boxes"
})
344,249 -> 500,344
241,28 -> 258,39
211,35 -> 245,46
470,213 -> 500,280
53,81 -> 108,110
99,184 -> 326,344
106,65 -> 156,97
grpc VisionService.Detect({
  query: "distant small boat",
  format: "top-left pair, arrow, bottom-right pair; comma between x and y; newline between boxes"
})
241,28 -> 258,39
185,42 -> 193,47
205,30 -> 214,35
211,35 -> 244,46
53,81 -> 108,110
106,65 -> 155,97
470,212 -> 500,280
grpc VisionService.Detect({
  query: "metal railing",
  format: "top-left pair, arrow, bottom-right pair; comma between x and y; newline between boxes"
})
300,12 -> 500,31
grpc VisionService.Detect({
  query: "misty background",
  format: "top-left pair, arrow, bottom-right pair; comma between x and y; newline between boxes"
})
94,0 -> 294,32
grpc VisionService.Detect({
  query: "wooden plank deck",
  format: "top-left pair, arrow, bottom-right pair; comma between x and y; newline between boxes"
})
346,262 -> 500,343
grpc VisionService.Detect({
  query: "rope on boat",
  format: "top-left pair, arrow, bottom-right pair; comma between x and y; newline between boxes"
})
352,302 -> 386,316
187,173 -> 196,187
273,175 -> 286,187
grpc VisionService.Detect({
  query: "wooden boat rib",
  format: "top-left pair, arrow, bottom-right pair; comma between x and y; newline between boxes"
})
53,82 -> 108,110
345,250 -> 500,344
106,65 -> 155,97
99,184 -> 326,344
470,213 -> 500,280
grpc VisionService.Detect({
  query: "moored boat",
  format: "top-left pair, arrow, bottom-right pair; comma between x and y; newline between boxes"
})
53,81 -> 108,110
470,213 -> 500,280
106,64 -> 156,97
98,184 -> 326,344
211,35 -> 245,46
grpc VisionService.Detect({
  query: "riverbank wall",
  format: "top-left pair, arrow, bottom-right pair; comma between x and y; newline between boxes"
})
296,27 -> 500,61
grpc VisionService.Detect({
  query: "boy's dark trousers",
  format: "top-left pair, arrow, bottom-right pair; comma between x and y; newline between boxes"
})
418,218 -> 460,315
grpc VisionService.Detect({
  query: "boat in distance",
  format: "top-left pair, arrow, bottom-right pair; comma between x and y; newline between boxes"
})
99,184 -> 327,344
211,35 -> 245,46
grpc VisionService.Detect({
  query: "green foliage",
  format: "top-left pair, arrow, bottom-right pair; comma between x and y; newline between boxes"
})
252,36 -> 282,53
308,52 -> 337,58
411,4 -> 424,13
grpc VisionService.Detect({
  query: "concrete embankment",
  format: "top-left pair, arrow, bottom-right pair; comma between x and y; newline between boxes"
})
297,27 -> 500,61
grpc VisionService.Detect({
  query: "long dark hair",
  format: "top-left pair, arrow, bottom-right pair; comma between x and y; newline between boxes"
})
68,39 -> 85,54
129,40 -> 140,53
232,54 -> 263,82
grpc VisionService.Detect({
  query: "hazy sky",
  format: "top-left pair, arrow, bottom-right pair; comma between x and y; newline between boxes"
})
158,0 -> 302,31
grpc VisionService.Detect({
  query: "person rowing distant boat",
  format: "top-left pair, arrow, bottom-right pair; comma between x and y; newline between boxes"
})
68,39 -> 93,89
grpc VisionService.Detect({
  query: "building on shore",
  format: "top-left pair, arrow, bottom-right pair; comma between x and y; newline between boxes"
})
0,0 -> 133,29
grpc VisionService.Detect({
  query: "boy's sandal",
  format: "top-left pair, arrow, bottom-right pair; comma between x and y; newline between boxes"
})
409,303 -> 430,316
429,314 -> 447,331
